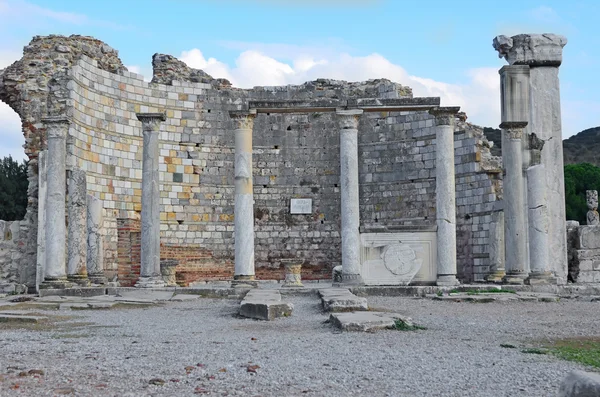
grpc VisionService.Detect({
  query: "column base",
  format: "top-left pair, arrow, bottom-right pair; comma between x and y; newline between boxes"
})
88,273 -> 107,285
436,275 -> 460,286
485,270 -> 506,284
67,275 -> 91,287
135,276 -> 166,288
502,272 -> 529,285
40,277 -> 73,289
526,271 -> 557,285
231,275 -> 258,288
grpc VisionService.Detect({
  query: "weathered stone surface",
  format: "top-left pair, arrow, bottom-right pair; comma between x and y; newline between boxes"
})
319,288 -> 368,312
493,34 -> 567,66
329,311 -> 412,332
281,260 -> 303,288
0,313 -> 48,323
36,150 -> 47,290
67,168 -> 89,286
586,190 -> 599,225
86,195 -> 106,284
559,370 -> 600,397
579,226 -> 600,250
239,289 -> 293,320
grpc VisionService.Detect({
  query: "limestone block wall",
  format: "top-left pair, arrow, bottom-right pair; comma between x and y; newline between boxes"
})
567,224 -> 600,283
0,220 -> 26,293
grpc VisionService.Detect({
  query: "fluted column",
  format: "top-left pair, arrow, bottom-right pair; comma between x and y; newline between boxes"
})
230,110 -> 257,287
336,109 -> 363,285
501,122 -> 529,284
41,117 -> 71,289
430,107 -> 460,286
136,113 -> 166,288
67,168 -> 90,286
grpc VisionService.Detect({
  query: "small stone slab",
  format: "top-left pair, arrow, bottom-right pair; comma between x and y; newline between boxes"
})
559,370 -> 600,397
0,313 -> 48,323
319,288 -> 368,312
239,290 -> 293,321
329,311 -> 412,332
86,302 -> 117,309
116,290 -> 174,301
170,294 -> 200,302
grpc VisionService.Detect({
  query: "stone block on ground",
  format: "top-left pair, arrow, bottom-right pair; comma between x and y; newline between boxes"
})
239,289 -> 293,321
0,312 -> 48,323
329,312 -> 413,332
559,370 -> 600,397
115,289 -> 174,301
319,288 -> 368,312
170,294 -> 200,302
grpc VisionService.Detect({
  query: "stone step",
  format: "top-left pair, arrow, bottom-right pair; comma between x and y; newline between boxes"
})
329,311 -> 413,332
239,289 -> 293,321
0,312 -> 48,323
318,288 -> 368,312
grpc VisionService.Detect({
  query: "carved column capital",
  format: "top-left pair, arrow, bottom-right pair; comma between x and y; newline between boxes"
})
229,110 -> 257,130
136,113 -> 166,132
43,116 -> 70,139
429,106 -> 460,126
493,34 -> 567,67
336,109 -> 363,129
500,121 -> 528,140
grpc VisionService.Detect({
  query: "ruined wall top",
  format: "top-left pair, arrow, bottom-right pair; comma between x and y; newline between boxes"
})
493,33 -> 567,67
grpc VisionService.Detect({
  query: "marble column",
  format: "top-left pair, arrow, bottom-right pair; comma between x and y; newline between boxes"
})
41,117 -> 71,289
430,107 -> 460,286
485,210 -> 506,283
136,113 -> 166,288
501,122 -> 529,284
494,33 -> 567,283
336,109 -> 363,285
86,194 -> 106,284
526,135 -> 555,284
67,168 -> 90,286
36,150 -> 47,291
230,110 -> 257,287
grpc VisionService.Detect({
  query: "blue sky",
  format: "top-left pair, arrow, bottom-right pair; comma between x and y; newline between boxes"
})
1,0 -> 599,160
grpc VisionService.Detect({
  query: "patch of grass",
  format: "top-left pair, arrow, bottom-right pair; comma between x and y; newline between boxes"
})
542,337 -> 600,369
449,288 -> 516,295
393,319 -> 427,331
521,348 -> 549,355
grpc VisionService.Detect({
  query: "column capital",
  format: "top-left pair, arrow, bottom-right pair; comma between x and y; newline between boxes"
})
336,109 -> 363,129
136,112 -> 166,131
43,116 -> 70,139
429,106 -> 460,126
500,121 -> 528,139
229,110 -> 257,130
493,34 -> 567,67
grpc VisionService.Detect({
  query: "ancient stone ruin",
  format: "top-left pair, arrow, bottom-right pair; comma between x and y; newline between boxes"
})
1,32 -> 594,293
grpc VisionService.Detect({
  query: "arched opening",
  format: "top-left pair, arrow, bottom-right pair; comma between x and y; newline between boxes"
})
0,101 -> 28,221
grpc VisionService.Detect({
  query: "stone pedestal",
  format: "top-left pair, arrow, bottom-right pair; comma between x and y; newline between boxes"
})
160,260 -> 179,287
501,122 -> 529,284
336,109 -> 363,285
86,194 -> 107,285
430,107 -> 460,286
41,117 -> 71,289
136,113 -> 166,288
281,259 -> 303,288
230,110 -> 258,288
67,168 -> 90,286
494,33 -> 568,284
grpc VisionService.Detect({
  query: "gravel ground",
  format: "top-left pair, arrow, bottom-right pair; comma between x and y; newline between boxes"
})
0,294 -> 598,396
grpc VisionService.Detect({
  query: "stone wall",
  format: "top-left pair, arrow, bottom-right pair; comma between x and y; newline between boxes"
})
567,223 -> 600,283
0,34 -> 504,286
0,221 -> 27,293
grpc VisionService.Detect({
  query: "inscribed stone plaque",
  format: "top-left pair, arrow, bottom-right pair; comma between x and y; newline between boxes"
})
290,199 -> 312,214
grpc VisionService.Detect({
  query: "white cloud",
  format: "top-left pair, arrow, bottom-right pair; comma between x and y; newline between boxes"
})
530,6 -> 560,23
178,48 -> 501,128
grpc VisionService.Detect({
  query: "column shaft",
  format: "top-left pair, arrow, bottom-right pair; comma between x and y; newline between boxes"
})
36,150 -> 47,291
430,107 -> 460,286
502,122 -> 529,284
136,113 -> 166,288
67,168 -> 90,286
86,194 -> 106,284
231,111 -> 257,286
337,109 -> 363,285
41,117 -> 70,288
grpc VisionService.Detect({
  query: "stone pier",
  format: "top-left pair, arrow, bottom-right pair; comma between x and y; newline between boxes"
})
494,33 -> 568,284
86,194 -> 106,284
136,113 -> 166,288
501,122 -> 529,284
336,109 -> 363,285
230,110 -> 257,287
40,117 -> 70,289
430,107 -> 460,286
67,168 -> 90,286
35,150 -> 47,291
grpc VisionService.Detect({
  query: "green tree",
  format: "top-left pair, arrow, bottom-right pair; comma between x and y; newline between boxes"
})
564,163 -> 600,223
0,156 -> 28,221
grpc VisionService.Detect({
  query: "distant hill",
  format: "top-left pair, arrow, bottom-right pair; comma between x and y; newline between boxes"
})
481,126 -> 600,166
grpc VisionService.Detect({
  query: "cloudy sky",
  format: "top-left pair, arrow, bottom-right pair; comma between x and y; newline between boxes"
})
1,0 -> 599,160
